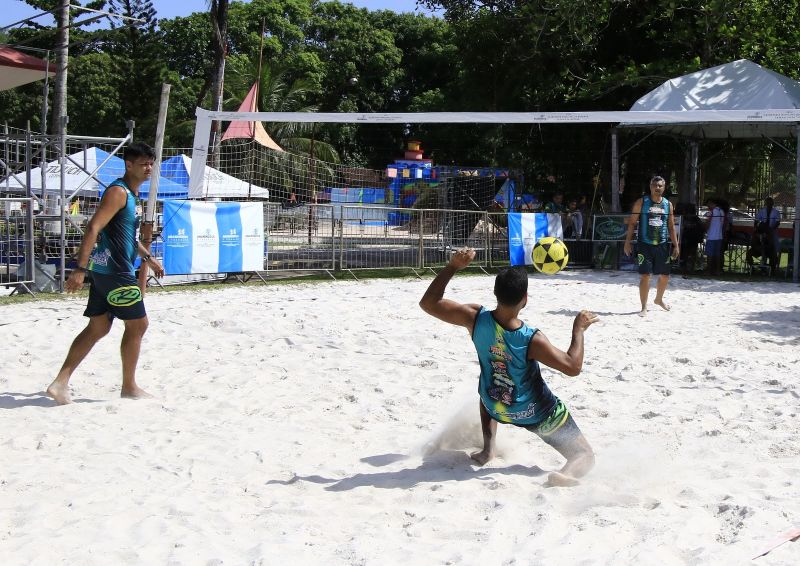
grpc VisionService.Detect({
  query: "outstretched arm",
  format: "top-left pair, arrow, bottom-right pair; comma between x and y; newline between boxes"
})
528,310 -> 599,376
419,248 -> 481,331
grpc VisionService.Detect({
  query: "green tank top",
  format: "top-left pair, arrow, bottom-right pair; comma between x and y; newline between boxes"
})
88,179 -> 140,275
638,195 -> 670,245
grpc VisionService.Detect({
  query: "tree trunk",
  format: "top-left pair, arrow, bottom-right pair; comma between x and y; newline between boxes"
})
52,0 -> 70,137
209,0 -> 229,169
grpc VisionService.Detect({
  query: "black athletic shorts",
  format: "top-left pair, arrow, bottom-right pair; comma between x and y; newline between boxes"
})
637,242 -> 672,275
84,271 -> 146,320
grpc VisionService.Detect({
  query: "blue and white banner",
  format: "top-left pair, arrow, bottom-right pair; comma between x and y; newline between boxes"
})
507,212 -> 564,266
162,201 -> 264,274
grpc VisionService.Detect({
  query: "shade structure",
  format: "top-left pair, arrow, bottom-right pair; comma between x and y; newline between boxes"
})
0,45 -> 54,90
221,82 -> 284,151
0,147 -> 188,200
161,154 -> 269,200
622,59 -> 800,138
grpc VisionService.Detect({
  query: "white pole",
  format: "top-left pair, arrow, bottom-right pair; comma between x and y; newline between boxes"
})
793,124 -> 799,283
138,84 -> 170,294
147,83 -> 171,222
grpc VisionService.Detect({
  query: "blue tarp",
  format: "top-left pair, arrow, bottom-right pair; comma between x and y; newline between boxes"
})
96,150 -> 189,200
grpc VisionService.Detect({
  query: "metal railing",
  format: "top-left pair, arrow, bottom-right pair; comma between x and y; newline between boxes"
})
1,197 -> 36,294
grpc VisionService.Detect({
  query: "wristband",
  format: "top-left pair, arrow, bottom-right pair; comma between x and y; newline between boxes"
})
74,266 -> 88,273
143,254 -> 151,262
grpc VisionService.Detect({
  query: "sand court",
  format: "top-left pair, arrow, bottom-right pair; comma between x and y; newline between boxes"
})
1,271 -> 799,564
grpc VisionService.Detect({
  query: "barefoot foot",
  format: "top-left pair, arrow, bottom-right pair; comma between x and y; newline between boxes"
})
121,386 -> 154,400
46,380 -> 72,405
545,471 -> 580,487
654,300 -> 670,311
638,308 -> 647,317
469,449 -> 495,466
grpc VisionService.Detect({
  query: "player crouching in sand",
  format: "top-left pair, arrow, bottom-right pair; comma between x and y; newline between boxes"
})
419,248 -> 599,487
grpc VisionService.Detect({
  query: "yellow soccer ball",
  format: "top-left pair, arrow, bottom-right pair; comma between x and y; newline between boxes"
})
532,236 -> 569,275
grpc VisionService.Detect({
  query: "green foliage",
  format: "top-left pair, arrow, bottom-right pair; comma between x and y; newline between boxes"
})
1,0 -> 798,201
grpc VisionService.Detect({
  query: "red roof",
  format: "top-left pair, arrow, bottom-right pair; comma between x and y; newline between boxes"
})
0,45 -> 54,90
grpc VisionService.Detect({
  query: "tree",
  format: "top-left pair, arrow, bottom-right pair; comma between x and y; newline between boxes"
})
106,0 -> 165,140
208,0 -> 229,165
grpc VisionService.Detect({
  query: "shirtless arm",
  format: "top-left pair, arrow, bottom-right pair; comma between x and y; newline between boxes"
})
528,310 -> 599,376
65,186 -> 127,292
419,248 -> 481,332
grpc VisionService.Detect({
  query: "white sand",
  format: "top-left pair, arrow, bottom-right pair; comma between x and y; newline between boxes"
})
1,271 -> 799,565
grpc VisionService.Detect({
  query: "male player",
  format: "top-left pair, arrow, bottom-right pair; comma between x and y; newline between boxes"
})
420,248 -> 599,487
623,175 -> 679,316
47,142 -> 164,405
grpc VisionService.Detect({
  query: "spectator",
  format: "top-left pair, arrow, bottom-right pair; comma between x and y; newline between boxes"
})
544,191 -> 566,213
678,203 -> 704,274
564,198 -> 583,240
703,198 -> 726,276
753,197 -> 781,273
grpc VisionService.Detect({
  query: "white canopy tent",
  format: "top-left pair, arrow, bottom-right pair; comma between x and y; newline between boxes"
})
624,59 -> 800,138
612,60 -> 800,281
163,154 -> 269,200
0,147 -> 186,200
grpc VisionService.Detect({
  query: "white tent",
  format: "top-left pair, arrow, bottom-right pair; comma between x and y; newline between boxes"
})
1,147 -> 187,199
162,154 -> 269,199
614,59 -> 800,282
623,59 -> 800,138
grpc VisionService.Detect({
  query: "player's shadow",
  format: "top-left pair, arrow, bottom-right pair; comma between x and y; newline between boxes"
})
266,450 -> 546,492
0,391 -> 100,409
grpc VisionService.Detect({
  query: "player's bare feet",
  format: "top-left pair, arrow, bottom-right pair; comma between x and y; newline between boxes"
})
545,471 -> 580,487
654,300 -> 670,311
638,308 -> 647,317
46,380 -> 72,405
121,386 -> 154,400
470,449 -> 495,466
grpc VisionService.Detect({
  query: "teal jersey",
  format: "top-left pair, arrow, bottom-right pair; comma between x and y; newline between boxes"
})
472,307 -> 556,425
88,179 -> 140,275
638,195 -> 671,245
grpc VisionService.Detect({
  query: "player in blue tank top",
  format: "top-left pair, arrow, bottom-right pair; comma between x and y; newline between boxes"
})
420,248 -> 600,487
47,143 -> 165,405
623,175 -> 680,317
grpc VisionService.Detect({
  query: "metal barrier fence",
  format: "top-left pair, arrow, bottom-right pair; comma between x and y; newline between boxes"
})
260,205 -> 594,272
1,197 -> 36,293
9,201 -> 792,293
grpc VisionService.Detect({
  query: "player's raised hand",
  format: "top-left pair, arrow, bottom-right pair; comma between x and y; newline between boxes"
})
449,247 -> 476,270
573,310 -> 599,331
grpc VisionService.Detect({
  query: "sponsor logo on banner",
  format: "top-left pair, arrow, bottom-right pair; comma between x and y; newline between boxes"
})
167,228 -> 190,248
221,228 -> 241,248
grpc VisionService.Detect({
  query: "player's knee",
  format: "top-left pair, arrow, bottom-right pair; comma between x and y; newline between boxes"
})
124,316 -> 149,336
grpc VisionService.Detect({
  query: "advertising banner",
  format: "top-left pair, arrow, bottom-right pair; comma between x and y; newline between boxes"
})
163,201 -> 264,274
507,212 -> 564,266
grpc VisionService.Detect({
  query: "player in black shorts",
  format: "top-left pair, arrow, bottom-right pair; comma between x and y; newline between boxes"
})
623,176 -> 680,317
46,143 -> 164,404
